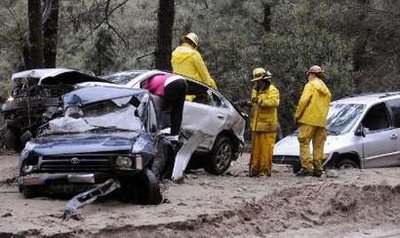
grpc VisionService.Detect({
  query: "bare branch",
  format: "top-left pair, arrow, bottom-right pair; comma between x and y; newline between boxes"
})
251,16 -> 263,25
365,5 -> 400,18
42,0 -> 52,23
203,0 -> 208,9
136,51 -> 156,60
107,22 -> 128,46
66,0 -> 128,53
351,1 -> 400,19
104,0 -> 128,47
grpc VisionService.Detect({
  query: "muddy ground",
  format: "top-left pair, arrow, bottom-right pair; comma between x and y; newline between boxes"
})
0,151 -> 400,238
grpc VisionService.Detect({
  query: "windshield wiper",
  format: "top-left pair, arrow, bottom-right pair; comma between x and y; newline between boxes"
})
88,126 -> 137,133
327,129 -> 339,135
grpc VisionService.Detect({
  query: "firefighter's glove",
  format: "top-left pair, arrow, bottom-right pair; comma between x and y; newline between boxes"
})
244,100 -> 252,106
233,100 -> 252,107
252,97 -> 263,105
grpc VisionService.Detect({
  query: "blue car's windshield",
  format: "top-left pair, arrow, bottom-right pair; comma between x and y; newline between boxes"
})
42,97 -> 145,135
326,103 -> 365,135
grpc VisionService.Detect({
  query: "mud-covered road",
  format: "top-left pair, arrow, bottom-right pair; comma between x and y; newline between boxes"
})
1,151 -> 400,238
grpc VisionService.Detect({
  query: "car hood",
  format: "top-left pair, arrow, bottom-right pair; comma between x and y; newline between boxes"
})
273,133 -> 350,157
24,131 -> 140,156
11,68 -> 110,85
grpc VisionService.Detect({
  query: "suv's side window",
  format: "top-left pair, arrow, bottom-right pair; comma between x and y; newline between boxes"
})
362,103 -> 390,132
387,99 -> 400,128
186,81 -> 217,107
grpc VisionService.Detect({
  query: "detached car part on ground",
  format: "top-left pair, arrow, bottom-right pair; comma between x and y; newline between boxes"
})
273,92 -> 400,173
1,68 -> 110,152
102,70 -> 246,175
18,86 -> 173,204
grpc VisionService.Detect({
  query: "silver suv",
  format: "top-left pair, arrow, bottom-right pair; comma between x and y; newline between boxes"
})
273,92 -> 400,172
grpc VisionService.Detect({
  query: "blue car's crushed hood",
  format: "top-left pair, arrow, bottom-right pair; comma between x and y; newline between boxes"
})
24,131 -> 140,156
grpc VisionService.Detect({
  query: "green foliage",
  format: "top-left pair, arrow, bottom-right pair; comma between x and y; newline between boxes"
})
0,80 -> 11,104
0,0 -> 398,135
0,1 -> 28,79
258,29 -> 352,133
84,28 -> 118,75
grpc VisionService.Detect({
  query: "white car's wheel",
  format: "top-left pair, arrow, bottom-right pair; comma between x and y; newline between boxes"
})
337,159 -> 358,169
204,136 -> 233,175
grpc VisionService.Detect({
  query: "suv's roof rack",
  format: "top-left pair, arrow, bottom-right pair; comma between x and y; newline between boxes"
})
341,91 -> 400,99
341,92 -> 377,98
378,91 -> 400,98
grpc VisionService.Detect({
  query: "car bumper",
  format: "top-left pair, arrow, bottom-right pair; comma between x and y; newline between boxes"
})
272,155 -> 300,165
20,170 -> 143,187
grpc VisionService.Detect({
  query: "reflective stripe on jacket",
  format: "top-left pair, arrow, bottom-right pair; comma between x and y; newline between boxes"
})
171,43 -> 217,89
295,76 -> 331,127
250,84 -> 280,132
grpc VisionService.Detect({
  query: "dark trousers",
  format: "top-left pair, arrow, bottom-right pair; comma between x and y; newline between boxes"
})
163,79 -> 187,136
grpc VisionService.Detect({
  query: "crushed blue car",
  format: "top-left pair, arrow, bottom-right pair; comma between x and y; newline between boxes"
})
18,85 -> 173,204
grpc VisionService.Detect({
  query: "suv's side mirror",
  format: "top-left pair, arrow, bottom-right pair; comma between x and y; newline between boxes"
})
355,125 -> 367,137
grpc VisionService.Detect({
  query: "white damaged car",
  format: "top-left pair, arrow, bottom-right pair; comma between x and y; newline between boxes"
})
101,70 -> 246,175
273,92 -> 400,173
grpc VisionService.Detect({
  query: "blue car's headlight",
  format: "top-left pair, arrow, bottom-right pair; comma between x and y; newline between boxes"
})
115,156 -> 133,169
22,165 -> 35,174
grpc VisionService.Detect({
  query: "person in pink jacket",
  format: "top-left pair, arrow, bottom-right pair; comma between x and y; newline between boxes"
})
143,73 -> 187,141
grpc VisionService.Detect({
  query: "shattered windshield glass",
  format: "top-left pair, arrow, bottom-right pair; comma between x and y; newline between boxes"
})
326,103 -> 365,135
100,71 -> 144,85
42,96 -> 145,135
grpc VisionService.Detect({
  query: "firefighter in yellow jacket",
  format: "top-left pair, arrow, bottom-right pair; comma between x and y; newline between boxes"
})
294,65 -> 331,177
249,68 -> 280,177
171,33 -> 217,89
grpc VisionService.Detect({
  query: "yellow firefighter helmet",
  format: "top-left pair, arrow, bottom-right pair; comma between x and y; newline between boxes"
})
251,67 -> 272,82
184,33 -> 199,47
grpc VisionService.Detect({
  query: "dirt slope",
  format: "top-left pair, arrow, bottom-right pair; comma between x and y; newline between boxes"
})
0,152 -> 400,237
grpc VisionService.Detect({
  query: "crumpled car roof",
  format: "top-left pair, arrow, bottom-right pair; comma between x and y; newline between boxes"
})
63,85 -> 149,107
11,68 -> 109,85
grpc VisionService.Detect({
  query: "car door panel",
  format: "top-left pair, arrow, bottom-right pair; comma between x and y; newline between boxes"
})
181,101 -> 227,150
362,129 -> 399,168
386,99 -> 400,166
361,102 -> 399,168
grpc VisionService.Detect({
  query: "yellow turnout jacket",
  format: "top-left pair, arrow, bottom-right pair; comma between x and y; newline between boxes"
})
171,43 -> 217,89
295,76 -> 331,127
250,84 -> 280,132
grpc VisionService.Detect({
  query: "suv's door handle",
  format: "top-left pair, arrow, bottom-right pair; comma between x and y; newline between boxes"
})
390,134 -> 398,139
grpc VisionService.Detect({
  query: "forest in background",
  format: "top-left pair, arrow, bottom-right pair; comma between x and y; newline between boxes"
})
1,0 -> 400,135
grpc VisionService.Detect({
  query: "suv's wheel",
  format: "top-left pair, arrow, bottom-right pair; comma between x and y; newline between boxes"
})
337,159 -> 358,169
204,136 -> 233,175
119,169 -> 162,205
5,127 -> 23,152
292,161 -> 302,173
20,185 -> 41,199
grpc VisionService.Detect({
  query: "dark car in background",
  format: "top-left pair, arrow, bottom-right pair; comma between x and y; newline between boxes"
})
18,85 -> 169,204
1,68 -> 110,152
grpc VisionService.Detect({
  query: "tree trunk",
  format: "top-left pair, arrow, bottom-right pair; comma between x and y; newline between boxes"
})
263,3 -> 271,32
155,0 -> 175,71
351,0 -> 369,93
28,0 -> 44,69
43,0 -> 59,68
